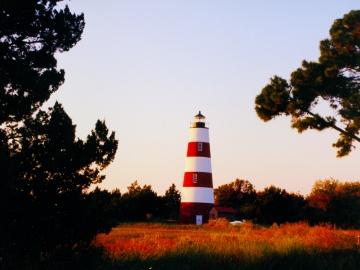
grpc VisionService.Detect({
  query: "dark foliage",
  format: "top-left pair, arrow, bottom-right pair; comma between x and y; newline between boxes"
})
86,188 -> 122,238
307,179 -> 360,228
214,179 -> 257,219
254,186 -> 306,225
0,103 -> 118,267
215,180 -> 306,224
117,181 -> 181,222
215,178 -> 360,228
0,1 -> 118,268
160,183 -> 181,220
120,181 -> 160,221
255,10 -> 360,157
0,0 -> 85,124
86,182 -> 181,223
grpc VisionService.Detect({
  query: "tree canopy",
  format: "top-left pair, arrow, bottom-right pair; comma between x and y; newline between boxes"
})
215,179 -> 256,208
307,179 -> 360,227
255,10 -> 360,157
121,181 -> 160,221
0,1 -> 118,267
0,0 -> 85,124
162,183 -> 181,220
255,186 -> 306,225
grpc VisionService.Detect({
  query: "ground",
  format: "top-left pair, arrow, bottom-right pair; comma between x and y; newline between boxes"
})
92,220 -> 360,270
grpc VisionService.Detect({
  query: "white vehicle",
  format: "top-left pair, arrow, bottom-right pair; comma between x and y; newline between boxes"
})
230,220 -> 246,226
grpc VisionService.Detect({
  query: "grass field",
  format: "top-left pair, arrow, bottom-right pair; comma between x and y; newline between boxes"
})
92,220 -> 360,270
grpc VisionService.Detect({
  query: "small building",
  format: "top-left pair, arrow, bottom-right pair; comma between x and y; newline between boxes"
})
209,206 -> 236,221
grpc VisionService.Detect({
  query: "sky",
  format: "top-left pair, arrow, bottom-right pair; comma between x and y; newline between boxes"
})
49,0 -> 360,195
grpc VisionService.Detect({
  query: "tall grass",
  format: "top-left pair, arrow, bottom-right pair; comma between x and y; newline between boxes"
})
93,220 -> 360,270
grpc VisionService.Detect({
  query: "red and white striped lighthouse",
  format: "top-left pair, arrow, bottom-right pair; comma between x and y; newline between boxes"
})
180,111 -> 214,224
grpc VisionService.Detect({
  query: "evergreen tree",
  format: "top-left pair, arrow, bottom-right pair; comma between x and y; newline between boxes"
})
162,183 -> 181,220
121,181 -> 159,221
0,1 -> 118,267
255,10 -> 360,157
0,0 -> 84,123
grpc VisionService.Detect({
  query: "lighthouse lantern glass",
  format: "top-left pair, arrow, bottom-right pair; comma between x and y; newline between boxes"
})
192,111 -> 207,128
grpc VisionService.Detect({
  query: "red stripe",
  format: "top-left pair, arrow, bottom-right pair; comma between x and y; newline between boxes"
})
183,172 -> 213,188
180,202 -> 213,224
187,142 -> 211,157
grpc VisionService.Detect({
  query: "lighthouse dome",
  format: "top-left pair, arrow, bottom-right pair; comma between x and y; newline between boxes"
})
192,110 -> 207,128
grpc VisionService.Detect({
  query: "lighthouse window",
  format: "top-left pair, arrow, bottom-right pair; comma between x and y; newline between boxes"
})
192,174 -> 198,183
197,142 -> 203,151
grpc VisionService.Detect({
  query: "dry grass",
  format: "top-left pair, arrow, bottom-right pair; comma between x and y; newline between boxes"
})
94,219 -> 360,264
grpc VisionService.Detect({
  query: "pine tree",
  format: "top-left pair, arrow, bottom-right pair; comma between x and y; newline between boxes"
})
0,1 -> 118,267
255,10 -> 360,157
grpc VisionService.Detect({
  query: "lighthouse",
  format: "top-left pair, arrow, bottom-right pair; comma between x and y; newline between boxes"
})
180,111 -> 214,224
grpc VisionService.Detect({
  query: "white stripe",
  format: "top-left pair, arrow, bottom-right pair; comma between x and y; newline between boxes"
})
189,128 -> 209,143
181,187 -> 214,203
185,157 -> 212,173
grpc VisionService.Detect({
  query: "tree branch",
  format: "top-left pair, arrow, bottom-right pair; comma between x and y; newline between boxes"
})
305,109 -> 360,142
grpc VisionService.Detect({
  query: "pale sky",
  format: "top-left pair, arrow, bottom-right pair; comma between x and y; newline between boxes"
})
49,0 -> 360,195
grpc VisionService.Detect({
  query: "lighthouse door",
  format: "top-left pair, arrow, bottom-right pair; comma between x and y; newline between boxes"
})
196,215 -> 203,225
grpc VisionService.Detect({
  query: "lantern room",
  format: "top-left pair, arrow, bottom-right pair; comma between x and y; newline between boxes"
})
191,111 -> 207,128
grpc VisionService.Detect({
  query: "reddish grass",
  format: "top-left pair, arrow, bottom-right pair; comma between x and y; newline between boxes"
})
94,220 -> 360,261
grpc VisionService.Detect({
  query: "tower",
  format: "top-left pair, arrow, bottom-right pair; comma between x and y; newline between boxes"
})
180,111 -> 214,224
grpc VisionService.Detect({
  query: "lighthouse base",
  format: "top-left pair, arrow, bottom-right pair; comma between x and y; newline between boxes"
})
180,202 -> 213,224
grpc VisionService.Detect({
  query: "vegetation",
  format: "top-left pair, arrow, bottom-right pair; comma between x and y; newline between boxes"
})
215,178 -> 360,228
255,186 -> 306,225
0,0 -> 84,123
255,10 -> 360,157
92,221 -> 360,270
215,179 -> 257,219
87,181 -> 181,222
0,1 -> 118,268
307,179 -> 360,228
87,178 -> 360,229
1,3 -> 359,269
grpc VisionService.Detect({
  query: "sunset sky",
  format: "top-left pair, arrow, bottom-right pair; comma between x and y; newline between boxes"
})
49,0 -> 360,195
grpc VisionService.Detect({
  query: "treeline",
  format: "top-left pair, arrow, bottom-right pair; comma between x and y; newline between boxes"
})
215,179 -> 360,228
87,181 -> 181,224
89,178 -> 360,229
